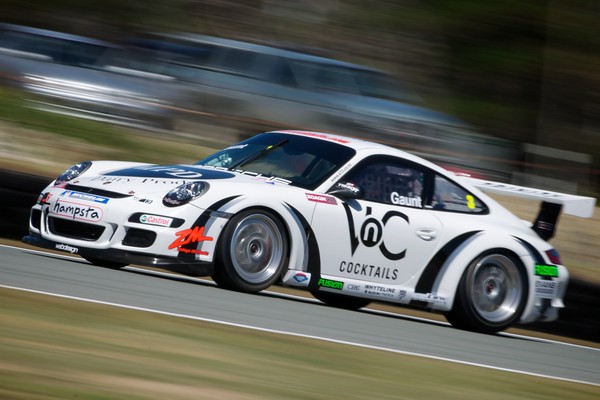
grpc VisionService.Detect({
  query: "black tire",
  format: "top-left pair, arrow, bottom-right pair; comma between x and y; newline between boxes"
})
212,209 -> 288,293
83,256 -> 128,270
311,290 -> 371,310
444,251 -> 527,334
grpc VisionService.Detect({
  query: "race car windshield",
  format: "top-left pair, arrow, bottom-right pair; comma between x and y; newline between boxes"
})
196,132 -> 356,189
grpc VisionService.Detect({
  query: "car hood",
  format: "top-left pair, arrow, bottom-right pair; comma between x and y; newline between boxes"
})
67,162 -> 292,197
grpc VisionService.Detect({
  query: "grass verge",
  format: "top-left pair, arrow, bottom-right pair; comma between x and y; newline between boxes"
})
0,86 -> 226,176
1,287 -> 598,400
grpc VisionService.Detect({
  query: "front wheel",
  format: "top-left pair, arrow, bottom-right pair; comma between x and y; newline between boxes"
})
212,209 -> 288,293
444,251 -> 527,334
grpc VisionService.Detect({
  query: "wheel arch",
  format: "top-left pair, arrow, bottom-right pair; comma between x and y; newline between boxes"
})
426,231 -> 535,313
215,199 -> 312,275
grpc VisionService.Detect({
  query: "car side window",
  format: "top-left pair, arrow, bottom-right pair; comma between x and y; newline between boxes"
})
343,157 -> 424,208
430,174 -> 487,213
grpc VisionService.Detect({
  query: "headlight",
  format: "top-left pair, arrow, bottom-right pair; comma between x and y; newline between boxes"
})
163,181 -> 208,207
54,161 -> 92,185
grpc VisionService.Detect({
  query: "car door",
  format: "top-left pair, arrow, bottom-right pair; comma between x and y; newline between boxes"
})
310,155 -> 443,286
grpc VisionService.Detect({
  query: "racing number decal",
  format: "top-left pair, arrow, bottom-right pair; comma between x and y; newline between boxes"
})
466,194 -> 476,209
343,204 -> 408,261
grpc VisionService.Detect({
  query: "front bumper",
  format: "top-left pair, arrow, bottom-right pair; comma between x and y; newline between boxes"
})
25,186 -> 224,276
23,232 -> 213,276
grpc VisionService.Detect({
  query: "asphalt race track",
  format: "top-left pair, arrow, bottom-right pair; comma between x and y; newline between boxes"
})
1,244 -> 599,387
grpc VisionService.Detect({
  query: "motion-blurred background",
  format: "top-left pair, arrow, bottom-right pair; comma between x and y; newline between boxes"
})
0,0 -> 598,196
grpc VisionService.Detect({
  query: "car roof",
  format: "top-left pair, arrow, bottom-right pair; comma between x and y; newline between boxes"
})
272,129 -> 435,162
271,129 -> 461,185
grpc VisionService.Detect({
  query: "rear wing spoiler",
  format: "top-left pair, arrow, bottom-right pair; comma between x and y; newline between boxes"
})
461,177 -> 597,240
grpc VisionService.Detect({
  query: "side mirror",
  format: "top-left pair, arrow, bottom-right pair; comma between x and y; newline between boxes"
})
327,181 -> 363,200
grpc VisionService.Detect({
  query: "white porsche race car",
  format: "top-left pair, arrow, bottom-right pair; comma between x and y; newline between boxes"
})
23,130 -> 596,333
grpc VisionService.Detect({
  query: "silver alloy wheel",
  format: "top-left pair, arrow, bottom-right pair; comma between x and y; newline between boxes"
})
468,254 -> 524,323
228,213 -> 285,284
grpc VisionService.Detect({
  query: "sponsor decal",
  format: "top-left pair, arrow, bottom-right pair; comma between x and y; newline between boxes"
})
293,272 -> 309,283
536,221 -> 554,231
51,200 -> 103,222
339,261 -> 398,280
236,170 -> 291,185
390,192 -> 422,208
344,205 -> 408,261
534,264 -> 559,278
247,174 -> 292,185
37,192 -> 52,205
133,196 -> 153,204
330,163 -> 353,182
398,290 -> 407,300
59,190 -> 110,204
364,284 -> 396,298
335,181 -> 360,194
317,278 -> 343,290
139,214 -> 173,227
412,292 -> 448,305
200,165 -> 292,185
169,226 -> 214,255
346,284 -> 361,291
281,270 -> 310,287
535,280 -> 558,299
103,165 -> 234,180
92,175 -> 190,185
91,176 -> 132,183
55,243 -> 78,254
305,193 -> 337,205
163,197 -> 183,206
140,178 -> 190,185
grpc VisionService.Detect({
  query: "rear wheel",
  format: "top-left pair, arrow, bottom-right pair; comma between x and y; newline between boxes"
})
83,256 -> 128,270
212,209 -> 288,293
444,251 -> 527,334
311,290 -> 371,310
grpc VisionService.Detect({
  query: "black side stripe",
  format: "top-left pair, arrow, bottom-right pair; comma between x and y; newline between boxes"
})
285,203 -> 311,234
286,202 -> 321,291
177,195 -> 241,259
512,236 -> 544,264
414,231 -> 480,293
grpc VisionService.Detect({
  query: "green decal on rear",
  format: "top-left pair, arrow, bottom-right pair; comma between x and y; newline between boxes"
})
535,264 -> 559,277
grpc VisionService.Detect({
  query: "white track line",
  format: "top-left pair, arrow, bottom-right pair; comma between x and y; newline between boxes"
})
0,283 -> 598,387
6,243 -> 600,353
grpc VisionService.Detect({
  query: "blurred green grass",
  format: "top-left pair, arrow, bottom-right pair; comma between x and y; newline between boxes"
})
0,86 -> 224,174
2,287 -> 598,400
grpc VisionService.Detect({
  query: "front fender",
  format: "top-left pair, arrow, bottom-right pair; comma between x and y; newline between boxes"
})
209,196 -> 313,274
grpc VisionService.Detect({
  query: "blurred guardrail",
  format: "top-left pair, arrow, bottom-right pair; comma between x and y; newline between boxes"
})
0,167 -> 598,342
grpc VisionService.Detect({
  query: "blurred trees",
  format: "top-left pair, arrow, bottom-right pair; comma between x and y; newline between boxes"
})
1,0 -> 599,190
